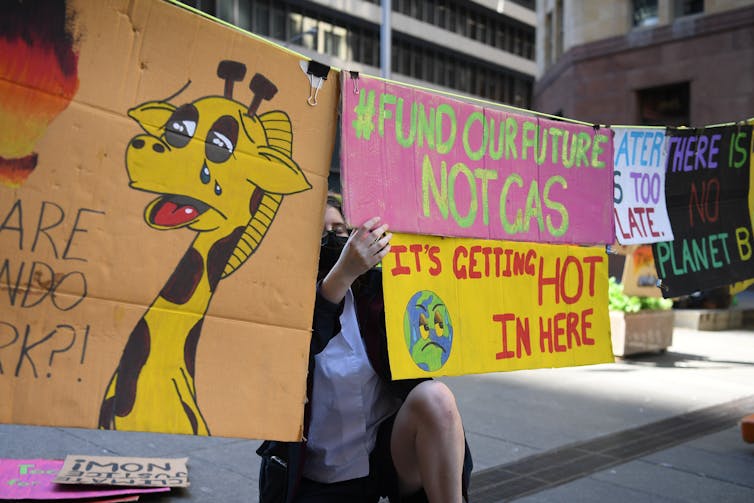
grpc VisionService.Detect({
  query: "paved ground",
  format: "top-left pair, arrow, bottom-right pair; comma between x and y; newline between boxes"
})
2,304 -> 754,502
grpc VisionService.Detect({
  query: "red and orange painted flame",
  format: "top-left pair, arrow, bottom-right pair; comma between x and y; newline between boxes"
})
0,0 -> 80,188
631,245 -> 654,268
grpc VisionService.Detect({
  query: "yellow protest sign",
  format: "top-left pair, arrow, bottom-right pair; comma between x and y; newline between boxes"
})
383,233 -> 613,378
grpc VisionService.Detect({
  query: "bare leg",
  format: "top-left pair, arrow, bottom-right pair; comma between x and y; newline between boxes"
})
390,380 -> 465,502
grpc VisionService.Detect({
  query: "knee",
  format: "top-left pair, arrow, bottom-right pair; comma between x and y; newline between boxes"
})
406,380 -> 461,429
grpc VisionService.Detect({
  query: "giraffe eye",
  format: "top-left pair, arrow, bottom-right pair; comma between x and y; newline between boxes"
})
206,115 -> 238,163
164,104 -> 198,148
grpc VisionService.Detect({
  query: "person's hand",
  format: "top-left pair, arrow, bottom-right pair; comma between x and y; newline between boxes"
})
320,217 -> 392,304
337,216 -> 392,278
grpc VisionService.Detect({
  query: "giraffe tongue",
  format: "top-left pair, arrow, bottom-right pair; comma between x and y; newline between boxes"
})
153,200 -> 198,227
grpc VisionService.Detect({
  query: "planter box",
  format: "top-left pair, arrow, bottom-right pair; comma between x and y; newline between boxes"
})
609,310 -> 674,357
673,308 -> 743,331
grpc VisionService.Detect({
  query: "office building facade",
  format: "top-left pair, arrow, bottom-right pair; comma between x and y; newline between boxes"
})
535,0 -> 754,127
180,0 -> 537,108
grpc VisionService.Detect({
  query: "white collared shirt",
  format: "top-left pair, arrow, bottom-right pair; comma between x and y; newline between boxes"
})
303,289 -> 401,483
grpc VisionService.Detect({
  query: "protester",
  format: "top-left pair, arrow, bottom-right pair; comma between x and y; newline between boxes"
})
257,193 -> 472,503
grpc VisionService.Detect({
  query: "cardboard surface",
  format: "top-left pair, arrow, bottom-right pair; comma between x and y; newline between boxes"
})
1,0 -> 337,440
55,455 -> 188,487
612,126 -> 673,244
341,74 -> 615,244
622,245 -> 662,298
383,233 -> 613,378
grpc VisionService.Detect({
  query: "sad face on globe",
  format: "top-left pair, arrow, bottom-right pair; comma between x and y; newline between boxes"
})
403,290 -> 453,371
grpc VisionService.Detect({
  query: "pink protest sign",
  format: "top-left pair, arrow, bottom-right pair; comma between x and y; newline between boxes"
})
341,74 -> 614,244
0,458 -> 170,500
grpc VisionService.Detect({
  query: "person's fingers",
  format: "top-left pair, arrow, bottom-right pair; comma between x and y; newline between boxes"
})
372,231 -> 393,254
360,223 -> 388,250
350,218 -> 386,250
375,243 -> 391,261
370,223 -> 389,242
354,217 -> 381,236
340,217 -> 392,271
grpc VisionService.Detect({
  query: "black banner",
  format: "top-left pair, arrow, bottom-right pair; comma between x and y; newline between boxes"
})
653,124 -> 754,298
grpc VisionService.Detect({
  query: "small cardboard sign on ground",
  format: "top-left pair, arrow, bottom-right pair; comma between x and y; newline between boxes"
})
54,455 -> 189,488
0,458 -> 169,500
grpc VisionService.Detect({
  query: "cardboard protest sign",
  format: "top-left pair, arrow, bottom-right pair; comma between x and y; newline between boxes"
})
382,233 -> 613,378
622,245 -> 662,297
55,455 -> 188,487
613,127 -> 673,244
0,458 -> 169,499
64,497 -> 139,503
730,120 -> 754,296
730,278 -> 754,296
653,125 -> 754,298
341,74 -> 614,244
0,0 -> 337,440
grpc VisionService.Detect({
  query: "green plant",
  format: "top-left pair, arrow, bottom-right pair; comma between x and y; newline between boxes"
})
608,276 -> 673,313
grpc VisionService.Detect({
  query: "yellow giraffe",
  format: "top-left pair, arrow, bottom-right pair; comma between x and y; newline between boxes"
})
99,64 -> 310,435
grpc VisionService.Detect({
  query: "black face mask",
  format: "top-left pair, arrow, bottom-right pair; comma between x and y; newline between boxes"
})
318,230 -> 349,279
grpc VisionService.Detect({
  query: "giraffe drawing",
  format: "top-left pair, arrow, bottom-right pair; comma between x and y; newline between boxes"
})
98,60 -> 311,435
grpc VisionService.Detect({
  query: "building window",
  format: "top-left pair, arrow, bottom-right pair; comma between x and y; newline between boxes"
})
216,0 -> 236,27
437,3 -> 447,26
638,82 -> 690,127
674,0 -> 704,17
180,0 -> 216,16
270,4 -> 286,39
542,0 -> 564,68
632,0 -> 659,27
251,1 -> 269,34
323,24 -> 346,59
509,0 -> 535,8
545,10 -> 553,67
555,0 -> 563,59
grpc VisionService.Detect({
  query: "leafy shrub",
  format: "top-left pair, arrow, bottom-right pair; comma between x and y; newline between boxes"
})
608,277 -> 673,313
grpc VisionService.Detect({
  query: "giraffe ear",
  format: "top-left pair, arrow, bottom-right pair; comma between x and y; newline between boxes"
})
240,145 -> 312,195
128,101 -> 177,137
239,111 -> 310,194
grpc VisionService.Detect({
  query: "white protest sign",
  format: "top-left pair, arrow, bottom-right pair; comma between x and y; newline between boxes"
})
613,126 -> 674,244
